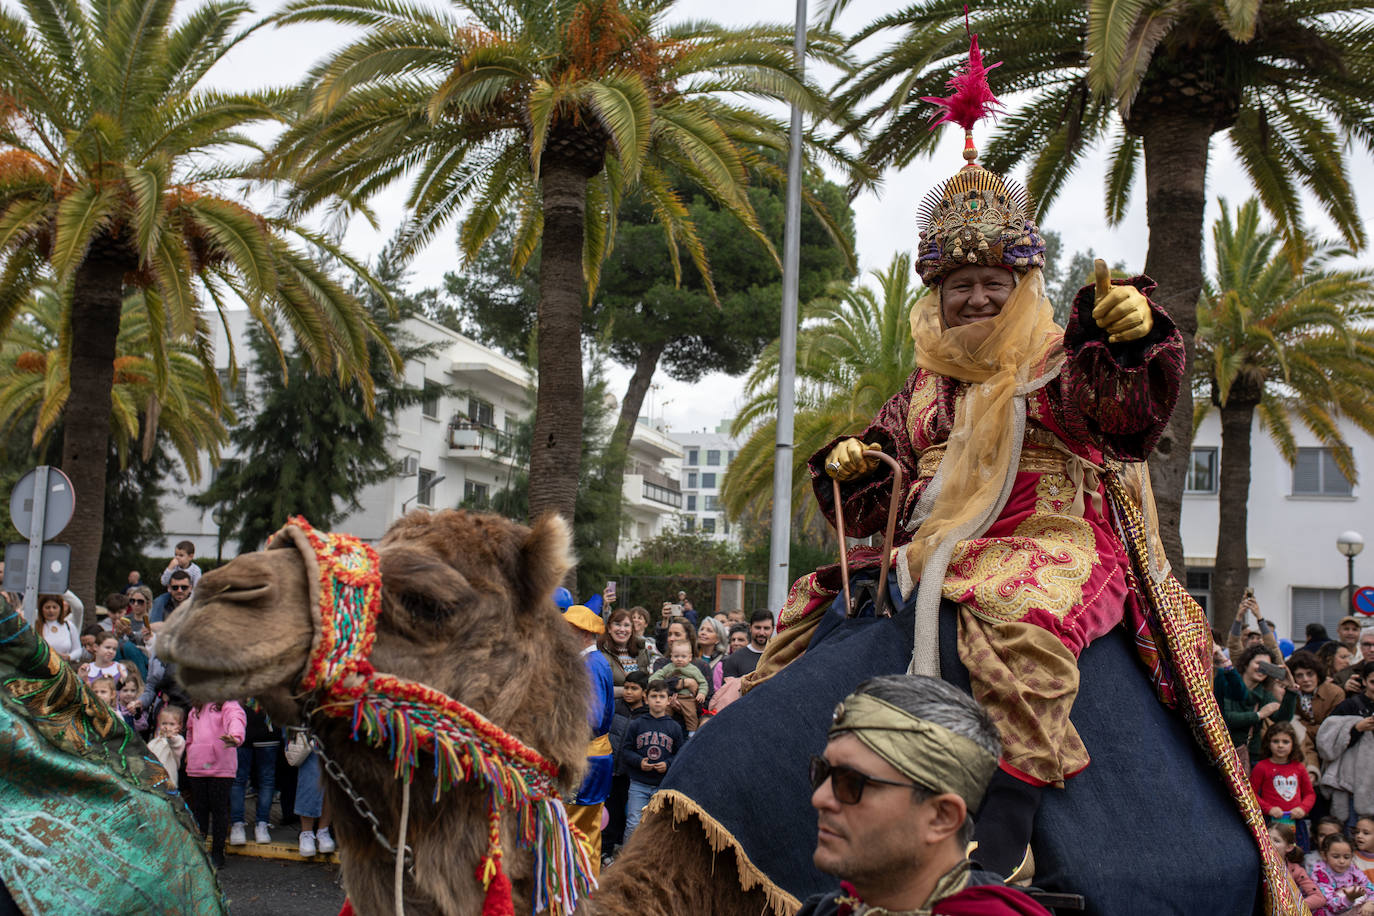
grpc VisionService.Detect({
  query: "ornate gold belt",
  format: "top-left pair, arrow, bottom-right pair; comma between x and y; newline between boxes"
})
917,443 -> 1070,480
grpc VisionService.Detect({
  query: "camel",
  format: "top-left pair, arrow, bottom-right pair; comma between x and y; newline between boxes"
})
160,510 -> 600,916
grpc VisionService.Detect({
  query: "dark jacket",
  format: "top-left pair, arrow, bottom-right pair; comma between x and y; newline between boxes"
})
610,700 -> 648,775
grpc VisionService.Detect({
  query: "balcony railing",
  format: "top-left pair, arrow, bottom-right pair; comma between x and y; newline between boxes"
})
447,421 -> 516,460
643,481 -> 682,508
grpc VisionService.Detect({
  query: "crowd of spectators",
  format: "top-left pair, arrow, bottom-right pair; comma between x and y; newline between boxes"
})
1217,597 -> 1374,914
597,592 -> 773,864
28,542 -> 333,867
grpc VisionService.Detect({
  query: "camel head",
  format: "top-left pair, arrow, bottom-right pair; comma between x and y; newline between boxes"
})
160,510 -> 588,790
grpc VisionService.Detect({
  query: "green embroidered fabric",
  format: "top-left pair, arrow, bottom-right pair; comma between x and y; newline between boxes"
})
0,602 -> 228,915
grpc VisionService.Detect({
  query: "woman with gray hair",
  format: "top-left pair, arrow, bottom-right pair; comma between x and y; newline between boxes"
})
697,616 -> 729,692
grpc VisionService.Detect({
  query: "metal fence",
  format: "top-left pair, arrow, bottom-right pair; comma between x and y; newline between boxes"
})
612,573 -> 770,621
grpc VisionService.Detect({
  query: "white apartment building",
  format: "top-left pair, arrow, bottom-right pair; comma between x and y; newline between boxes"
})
618,417 -> 685,560
158,312 -> 683,557
1180,411 -> 1373,640
674,424 -> 743,546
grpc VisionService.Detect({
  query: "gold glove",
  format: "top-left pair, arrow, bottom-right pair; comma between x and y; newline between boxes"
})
825,439 -> 882,481
1091,258 -> 1152,344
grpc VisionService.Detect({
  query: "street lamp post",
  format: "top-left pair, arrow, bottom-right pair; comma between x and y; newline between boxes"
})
1338,530 -> 1364,611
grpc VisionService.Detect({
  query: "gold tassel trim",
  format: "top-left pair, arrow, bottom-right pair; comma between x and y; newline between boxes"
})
645,789 -> 802,915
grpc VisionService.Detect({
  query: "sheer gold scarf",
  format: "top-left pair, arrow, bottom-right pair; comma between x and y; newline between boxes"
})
902,269 -> 1065,673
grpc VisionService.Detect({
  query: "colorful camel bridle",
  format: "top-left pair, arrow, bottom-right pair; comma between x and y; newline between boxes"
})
282,517 -> 595,916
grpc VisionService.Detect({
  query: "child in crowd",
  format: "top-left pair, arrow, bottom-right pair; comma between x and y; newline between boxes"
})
1354,817 -> 1374,882
604,671 -> 650,856
89,677 -> 117,708
1273,822 -> 1327,912
1312,833 -> 1374,916
1251,722 -> 1315,827
78,634 -> 128,685
1312,819 -> 1349,874
148,706 -> 187,790
162,540 -> 203,589
185,700 -> 246,868
77,625 -> 102,665
649,642 -> 706,734
117,671 -> 149,736
230,703 -> 281,847
620,682 -> 686,841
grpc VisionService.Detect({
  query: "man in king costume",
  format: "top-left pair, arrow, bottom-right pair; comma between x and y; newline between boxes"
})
626,32 -> 1300,916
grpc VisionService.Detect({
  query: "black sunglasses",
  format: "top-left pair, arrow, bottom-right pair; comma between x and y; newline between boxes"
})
808,755 -> 926,805
127,597 -> 148,605
169,584 -> 191,591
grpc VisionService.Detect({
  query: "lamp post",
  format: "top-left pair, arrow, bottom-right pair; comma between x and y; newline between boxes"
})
1338,530 -> 1364,611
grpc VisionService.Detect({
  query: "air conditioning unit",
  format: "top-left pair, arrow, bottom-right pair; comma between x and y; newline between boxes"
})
401,456 -> 420,477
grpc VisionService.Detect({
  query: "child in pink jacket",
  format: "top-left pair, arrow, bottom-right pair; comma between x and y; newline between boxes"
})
185,701 -> 246,867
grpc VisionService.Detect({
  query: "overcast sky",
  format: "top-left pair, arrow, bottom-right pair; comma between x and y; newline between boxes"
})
209,0 -> 1374,437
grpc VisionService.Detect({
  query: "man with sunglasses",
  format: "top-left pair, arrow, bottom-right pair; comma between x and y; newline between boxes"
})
149,568 -> 194,630
799,675 -> 1050,916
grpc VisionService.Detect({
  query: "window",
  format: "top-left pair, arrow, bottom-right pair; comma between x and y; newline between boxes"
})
683,517 -> 695,531
1293,447 -> 1353,496
1185,569 -> 1211,619
1185,448 -> 1217,494
707,449 -> 721,466
417,468 -> 436,507
422,382 -> 441,419
468,396 -> 495,428
687,472 -> 698,489
727,450 -> 737,464
687,495 -> 697,511
463,480 -> 490,505
702,517 -> 716,534
704,495 -> 720,511
1292,587 -> 1347,635
701,473 -> 717,489
216,368 -> 247,406
687,449 -> 699,466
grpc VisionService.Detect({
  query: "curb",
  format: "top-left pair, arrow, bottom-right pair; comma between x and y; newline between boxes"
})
211,839 -> 341,865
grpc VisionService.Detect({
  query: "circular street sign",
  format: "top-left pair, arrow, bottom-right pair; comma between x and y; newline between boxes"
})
1354,586 -> 1374,617
9,467 -> 75,540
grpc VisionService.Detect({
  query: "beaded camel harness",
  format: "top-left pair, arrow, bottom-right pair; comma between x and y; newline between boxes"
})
285,517 -> 595,916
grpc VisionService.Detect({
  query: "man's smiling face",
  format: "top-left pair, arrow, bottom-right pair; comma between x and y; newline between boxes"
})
940,265 -> 1014,329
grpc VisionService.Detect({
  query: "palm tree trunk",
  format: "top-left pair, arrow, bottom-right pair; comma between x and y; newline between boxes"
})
1139,113 -> 1213,578
62,258 -> 126,606
1212,401 -> 1255,637
602,340 -> 666,560
528,161 -> 588,525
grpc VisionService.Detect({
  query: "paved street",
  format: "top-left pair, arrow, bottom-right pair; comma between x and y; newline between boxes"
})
217,858 -> 346,916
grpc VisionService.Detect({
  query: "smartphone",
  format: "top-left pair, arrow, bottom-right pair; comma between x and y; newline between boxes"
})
606,580 -> 617,600
1257,660 -> 1288,681
1244,587 -> 1255,599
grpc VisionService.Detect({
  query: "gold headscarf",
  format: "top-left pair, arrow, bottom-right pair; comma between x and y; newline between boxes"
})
902,269 -> 1065,674
830,692 -> 999,810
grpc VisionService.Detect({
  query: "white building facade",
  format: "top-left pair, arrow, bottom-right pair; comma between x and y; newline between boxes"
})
673,424 -> 743,546
158,313 -> 683,557
1180,411 -> 1373,641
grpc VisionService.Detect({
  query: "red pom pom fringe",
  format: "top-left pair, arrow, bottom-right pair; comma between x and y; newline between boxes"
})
481,866 -> 515,916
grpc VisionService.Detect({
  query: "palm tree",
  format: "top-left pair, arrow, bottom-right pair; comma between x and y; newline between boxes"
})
267,0 -> 859,524
827,0 -> 1374,574
1195,198 -> 1374,635
0,0 -> 396,602
0,285 -> 230,477
721,251 -> 920,534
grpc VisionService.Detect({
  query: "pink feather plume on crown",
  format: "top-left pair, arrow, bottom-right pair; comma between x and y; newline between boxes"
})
920,32 -> 1003,131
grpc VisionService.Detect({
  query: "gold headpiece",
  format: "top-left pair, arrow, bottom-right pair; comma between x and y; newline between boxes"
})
914,32 -> 1046,286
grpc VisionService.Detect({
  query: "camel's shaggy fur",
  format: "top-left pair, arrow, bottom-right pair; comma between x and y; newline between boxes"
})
162,510 -> 591,916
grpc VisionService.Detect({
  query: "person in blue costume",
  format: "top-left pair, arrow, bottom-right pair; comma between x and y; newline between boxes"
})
562,592 -> 616,876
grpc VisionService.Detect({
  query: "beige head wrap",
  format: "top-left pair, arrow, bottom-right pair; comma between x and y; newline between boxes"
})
830,692 -> 999,810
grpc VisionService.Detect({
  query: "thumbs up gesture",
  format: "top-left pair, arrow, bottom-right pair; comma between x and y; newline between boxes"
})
1090,259 -> 1153,344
